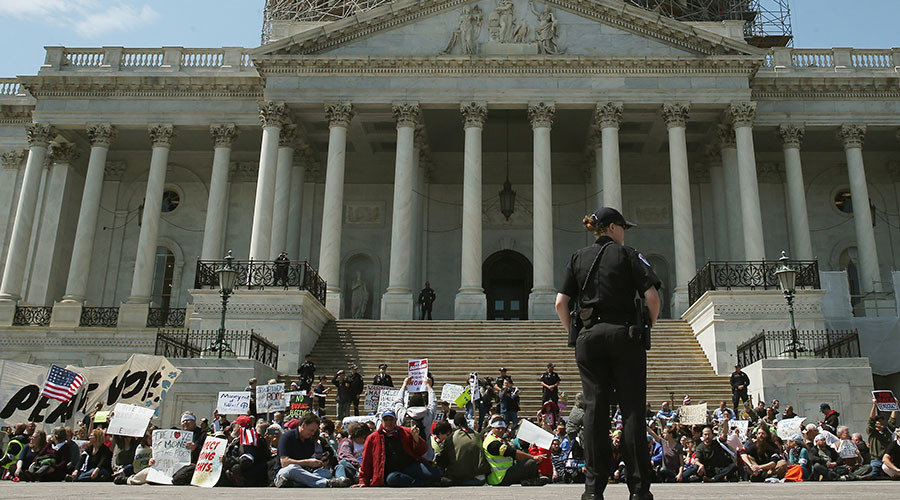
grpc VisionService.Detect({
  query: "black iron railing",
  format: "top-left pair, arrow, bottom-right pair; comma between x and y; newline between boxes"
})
193,259 -> 326,305
12,306 -> 52,326
688,260 -> 820,305
147,307 -> 186,328
155,328 -> 279,369
737,329 -> 860,367
79,307 -> 119,327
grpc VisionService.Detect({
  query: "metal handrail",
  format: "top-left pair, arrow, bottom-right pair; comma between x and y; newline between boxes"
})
688,260 -> 820,305
194,259 -> 326,305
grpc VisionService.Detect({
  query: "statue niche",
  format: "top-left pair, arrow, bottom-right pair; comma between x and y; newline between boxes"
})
344,254 -> 376,319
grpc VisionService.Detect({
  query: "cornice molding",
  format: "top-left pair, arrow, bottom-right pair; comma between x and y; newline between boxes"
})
19,78 -> 263,99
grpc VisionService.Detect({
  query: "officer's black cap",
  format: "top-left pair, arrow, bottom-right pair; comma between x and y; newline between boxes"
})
591,207 -> 636,229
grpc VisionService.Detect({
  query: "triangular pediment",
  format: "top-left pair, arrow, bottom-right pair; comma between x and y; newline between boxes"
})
251,0 -> 766,59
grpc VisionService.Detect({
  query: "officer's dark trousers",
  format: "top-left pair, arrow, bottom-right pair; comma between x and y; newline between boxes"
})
576,323 -> 651,498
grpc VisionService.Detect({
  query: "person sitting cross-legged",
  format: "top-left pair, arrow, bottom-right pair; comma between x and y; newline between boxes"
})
436,414 -> 489,486
483,415 -> 546,486
694,426 -> 738,482
273,412 -> 351,488
355,409 -> 441,487
743,425 -> 787,482
656,402 -> 677,426
882,428 -> 900,479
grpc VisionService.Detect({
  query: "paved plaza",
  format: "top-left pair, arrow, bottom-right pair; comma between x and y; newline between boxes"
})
2,482 -> 897,500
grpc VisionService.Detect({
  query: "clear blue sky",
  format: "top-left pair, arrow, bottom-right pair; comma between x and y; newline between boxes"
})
0,0 -> 896,77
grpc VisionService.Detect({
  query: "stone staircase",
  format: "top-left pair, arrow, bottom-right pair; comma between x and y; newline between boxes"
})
281,319 -> 733,417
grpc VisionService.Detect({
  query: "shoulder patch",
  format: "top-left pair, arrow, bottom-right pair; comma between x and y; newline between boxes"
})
638,253 -> 652,268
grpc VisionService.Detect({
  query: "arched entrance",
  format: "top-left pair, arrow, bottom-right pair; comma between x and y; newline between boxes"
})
483,250 -> 532,321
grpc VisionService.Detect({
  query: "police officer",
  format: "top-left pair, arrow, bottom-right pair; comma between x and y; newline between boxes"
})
555,207 -> 661,500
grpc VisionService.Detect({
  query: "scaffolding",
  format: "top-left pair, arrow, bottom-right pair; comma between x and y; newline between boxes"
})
261,0 -> 792,47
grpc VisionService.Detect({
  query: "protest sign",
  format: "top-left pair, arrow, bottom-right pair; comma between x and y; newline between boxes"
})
679,403 -> 708,425
0,360 -> 81,427
365,385 -> 392,412
873,390 -> 900,412
454,387 -> 471,408
440,384 -> 465,404
191,436 -> 227,487
517,418 -> 555,450
107,403 -> 155,437
70,354 -> 181,421
145,429 -> 193,484
776,417 -> 807,440
255,384 -> 286,413
285,393 -> 312,420
838,440 -> 860,459
728,420 -> 750,441
377,389 -> 401,414
342,415 -> 377,427
408,359 -> 428,392
217,391 -> 251,415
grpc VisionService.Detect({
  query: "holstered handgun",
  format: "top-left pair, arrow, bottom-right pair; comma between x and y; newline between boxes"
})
627,297 -> 652,351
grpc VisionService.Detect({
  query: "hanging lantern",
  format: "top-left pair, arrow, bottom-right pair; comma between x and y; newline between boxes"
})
499,177 -> 516,221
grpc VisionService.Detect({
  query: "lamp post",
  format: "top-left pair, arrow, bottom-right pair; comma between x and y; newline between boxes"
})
774,250 -> 801,358
214,250 -> 238,358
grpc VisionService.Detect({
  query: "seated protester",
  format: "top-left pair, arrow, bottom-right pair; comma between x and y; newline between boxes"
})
164,411 -> 207,486
433,401 -> 456,424
882,428 -> 900,479
537,401 -> 560,429
72,429 -> 112,482
320,419 -> 339,453
274,412 -> 349,488
835,426 -> 870,480
676,437 -> 699,482
696,426 -> 739,482
753,401 -> 767,421
483,415 -> 545,486
15,430 -> 54,482
609,431 -> 627,483
808,433 -> 842,481
22,428 -> 70,482
124,429 -> 156,486
783,406 -> 799,420
556,425 -> 571,456
868,396 -> 898,477
548,438 -> 567,483
566,393 -> 586,448
762,407 -> 778,426
437,414 -> 489,486
430,421 -> 453,461
389,376 -> 437,462
224,416 -> 271,487
819,403 -> 840,434
785,435 -> 810,480
743,425 -> 787,482
335,422 -> 370,484
357,409 -> 440,487
656,402 -> 677,425
528,440 -> 553,481
852,432 -> 871,464
648,424 -> 682,483
111,435 -> 136,482
1,423 -> 30,478
713,401 -> 735,423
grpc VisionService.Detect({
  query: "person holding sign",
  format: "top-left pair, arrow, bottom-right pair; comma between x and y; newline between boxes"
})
869,395 -> 899,478
482,415 -> 545,486
356,409 -> 438,487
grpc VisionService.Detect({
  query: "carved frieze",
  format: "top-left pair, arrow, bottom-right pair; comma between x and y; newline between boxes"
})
442,5 -> 483,55
344,202 -> 385,226
104,161 -> 126,180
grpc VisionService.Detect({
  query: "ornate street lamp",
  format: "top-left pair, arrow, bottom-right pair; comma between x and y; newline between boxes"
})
774,250 -> 803,359
206,250 -> 238,359
499,113 -> 516,220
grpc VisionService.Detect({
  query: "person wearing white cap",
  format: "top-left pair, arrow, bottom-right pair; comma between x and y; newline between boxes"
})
482,415 -> 544,486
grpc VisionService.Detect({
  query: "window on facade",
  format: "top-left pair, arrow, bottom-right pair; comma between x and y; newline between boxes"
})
150,247 -> 175,310
161,190 -> 180,213
834,190 -> 853,213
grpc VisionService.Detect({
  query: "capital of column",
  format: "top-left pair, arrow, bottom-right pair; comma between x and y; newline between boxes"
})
48,142 -> 80,165
392,102 -> 420,128
727,101 -> 757,128
716,123 -> 736,149
279,123 -> 300,148
838,124 -> 866,150
25,123 -> 53,148
148,124 -> 176,148
86,123 -> 117,148
661,103 -> 690,128
595,102 -> 623,129
210,123 -> 239,148
1,149 -> 27,169
325,102 -> 354,129
528,102 -> 555,129
459,102 -> 487,129
104,161 -> 126,180
704,143 -> 722,164
778,124 -> 805,149
258,101 -> 287,128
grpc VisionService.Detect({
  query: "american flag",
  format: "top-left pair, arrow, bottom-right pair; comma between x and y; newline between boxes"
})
240,427 -> 258,446
40,365 -> 84,402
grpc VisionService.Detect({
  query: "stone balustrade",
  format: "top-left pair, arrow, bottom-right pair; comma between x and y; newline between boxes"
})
40,46 -> 255,74
763,47 -> 900,71
0,78 -> 23,96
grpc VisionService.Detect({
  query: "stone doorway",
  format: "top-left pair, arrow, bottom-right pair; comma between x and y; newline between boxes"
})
483,250 -> 532,321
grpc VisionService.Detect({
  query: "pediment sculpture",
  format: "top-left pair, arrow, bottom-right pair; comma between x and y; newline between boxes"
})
441,0 -> 564,55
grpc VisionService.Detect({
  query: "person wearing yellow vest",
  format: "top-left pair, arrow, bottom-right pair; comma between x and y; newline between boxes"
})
482,415 -> 546,486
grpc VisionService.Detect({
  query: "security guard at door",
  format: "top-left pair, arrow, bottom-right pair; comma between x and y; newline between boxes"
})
555,207 -> 661,500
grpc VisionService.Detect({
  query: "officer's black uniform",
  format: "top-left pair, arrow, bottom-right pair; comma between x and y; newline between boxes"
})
558,209 -> 660,500
730,367 -> 751,411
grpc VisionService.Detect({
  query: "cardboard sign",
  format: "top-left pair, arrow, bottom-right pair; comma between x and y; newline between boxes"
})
728,420 -> 750,441
874,390 -> 900,412
107,403 -> 155,437
776,417 -> 807,440
454,387 -> 471,408
679,403 -> 708,425
517,418 -> 555,450
838,440 -> 860,459
342,415 -> 376,427
216,391 -> 251,415
440,384 -> 465,404
191,436 -> 227,487
145,429 -> 193,485
70,354 -> 181,421
285,393 -> 312,420
377,389 -> 401,414
256,384 -> 286,413
364,385 -> 392,412
408,359 -> 429,392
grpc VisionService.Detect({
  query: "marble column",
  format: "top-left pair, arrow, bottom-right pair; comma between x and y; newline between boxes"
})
528,102 -> 557,319
706,145 -> 730,260
455,102 -> 488,319
0,150 -> 27,273
840,124 -> 881,292
779,124 -> 814,261
382,103 -> 420,319
717,124 -> 743,260
0,123 -> 52,303
201,124 -> 238,260
120,124 -> 176,325
661,103 -> 696,315
270,124 -> 298,259
589,129 -> 603,209
286,159 -> 306,260
596,102 -> 623,211
249,101 -> 286,261
318,102 -> 354,317
728,101 -> 766,261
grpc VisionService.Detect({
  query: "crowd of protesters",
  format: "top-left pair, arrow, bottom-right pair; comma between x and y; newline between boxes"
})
1,359 -> 899,488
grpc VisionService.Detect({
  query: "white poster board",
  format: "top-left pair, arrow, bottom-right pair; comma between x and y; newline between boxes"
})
191,436 -> 227,487
145,429 -> 193,485
255,384 -> 286,413
377,389 -> 401,414
679,403 -> 708,425
408,359 -> 429,392
440,384 -> 465,404
838,440 -> 860,459
728,420 -> 750,441
517,418 -> 555,450
107,403 -> 155,437
776,417 -> 807,440
365,385 -> 392,412
216,391 -> 251,415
